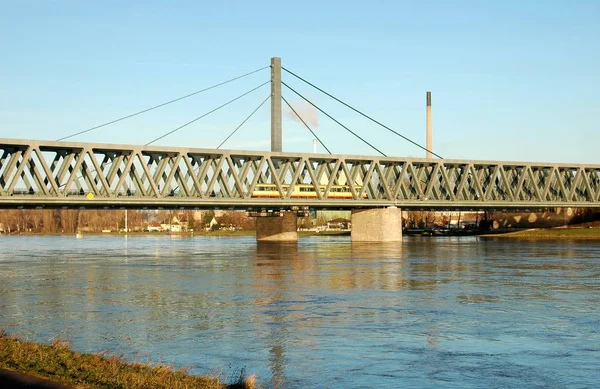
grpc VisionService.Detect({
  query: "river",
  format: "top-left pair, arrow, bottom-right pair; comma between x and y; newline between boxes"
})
0,235 -> 598,388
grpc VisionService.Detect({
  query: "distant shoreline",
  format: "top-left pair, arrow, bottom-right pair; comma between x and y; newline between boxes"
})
4,228 -> 600,240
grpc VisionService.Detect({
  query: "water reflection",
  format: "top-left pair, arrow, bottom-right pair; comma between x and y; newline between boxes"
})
254,242 -> 299,386
1,235 -> 599,388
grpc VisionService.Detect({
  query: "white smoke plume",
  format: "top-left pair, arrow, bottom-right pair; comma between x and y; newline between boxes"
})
285,99 -> 319,128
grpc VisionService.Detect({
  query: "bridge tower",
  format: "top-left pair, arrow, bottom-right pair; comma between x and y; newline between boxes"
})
271,57 -> 282,152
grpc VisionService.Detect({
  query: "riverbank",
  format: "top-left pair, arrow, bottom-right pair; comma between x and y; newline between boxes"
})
484,227 -> 600,239
0,230 -> 256,237
0,331 -> 256,389
2,230 -> 353,238
6,228 -> 600,240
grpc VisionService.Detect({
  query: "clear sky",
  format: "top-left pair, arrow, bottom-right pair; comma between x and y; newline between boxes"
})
1,0 -> 598,163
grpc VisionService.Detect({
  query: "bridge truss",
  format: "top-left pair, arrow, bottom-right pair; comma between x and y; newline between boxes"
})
0,139 -> 599,210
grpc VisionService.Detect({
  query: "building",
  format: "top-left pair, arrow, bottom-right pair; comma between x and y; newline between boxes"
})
327,218 -> 351,230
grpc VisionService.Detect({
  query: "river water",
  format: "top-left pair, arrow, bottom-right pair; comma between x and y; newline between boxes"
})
0,235 -> 598,388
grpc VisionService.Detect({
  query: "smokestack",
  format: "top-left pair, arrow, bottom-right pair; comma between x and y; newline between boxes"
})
426,91 -> 432,159
313,139 -> 317,154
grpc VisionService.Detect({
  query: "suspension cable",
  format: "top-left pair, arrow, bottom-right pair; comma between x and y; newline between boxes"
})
282,81 -> 386,157
217,95 -> 271,149
146,81 -> 269,146
56,66 -> 270,142
169,95 -> 269,192
282,67 -> 443,159
158,94 -> 270,194
282,95 -> 331,154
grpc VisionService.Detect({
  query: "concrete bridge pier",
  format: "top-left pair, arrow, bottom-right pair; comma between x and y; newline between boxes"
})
351,207 -> 403,242
256,212 -> 298,242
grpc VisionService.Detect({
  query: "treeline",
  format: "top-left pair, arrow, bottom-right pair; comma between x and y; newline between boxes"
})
0,209 -> 136,234
0,209 -> 258,234
403,208 -> 600,229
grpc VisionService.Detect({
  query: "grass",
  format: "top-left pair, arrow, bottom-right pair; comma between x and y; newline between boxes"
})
192,230 -> 255,237
486,227 -> 600,239
298,230 -> 351,237
0,331 -> 257,389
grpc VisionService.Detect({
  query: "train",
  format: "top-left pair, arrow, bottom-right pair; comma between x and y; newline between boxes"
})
251,183 -> 366,199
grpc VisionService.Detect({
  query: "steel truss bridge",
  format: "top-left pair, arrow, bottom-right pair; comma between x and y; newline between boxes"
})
1,138 -> 599,210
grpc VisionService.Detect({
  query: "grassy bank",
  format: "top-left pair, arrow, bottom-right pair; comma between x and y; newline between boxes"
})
0,331 -> 257,389
486,227 -> 600,239
298,230 -> 351,237
190,230 -> 255,237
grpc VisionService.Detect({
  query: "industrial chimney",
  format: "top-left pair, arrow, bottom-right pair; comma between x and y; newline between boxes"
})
426,91 -> 432,159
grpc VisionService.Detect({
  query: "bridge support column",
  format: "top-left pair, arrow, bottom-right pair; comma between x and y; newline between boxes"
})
351,207 -> 402,242
256,212 -> 297,242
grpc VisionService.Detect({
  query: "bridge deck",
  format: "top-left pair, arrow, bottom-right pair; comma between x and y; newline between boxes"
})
1,138 -> 599,209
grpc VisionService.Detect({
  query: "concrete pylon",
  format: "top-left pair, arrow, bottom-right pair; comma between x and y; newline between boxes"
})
256,212 -> 297,242
271,57 -> 282,152
351,207 -> 403,242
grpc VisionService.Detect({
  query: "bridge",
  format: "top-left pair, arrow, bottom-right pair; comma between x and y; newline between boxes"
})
1,138 -> 599,210
1,58 -> 598,241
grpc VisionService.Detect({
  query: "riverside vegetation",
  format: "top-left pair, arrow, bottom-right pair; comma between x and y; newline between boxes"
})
0,331 -> 257,389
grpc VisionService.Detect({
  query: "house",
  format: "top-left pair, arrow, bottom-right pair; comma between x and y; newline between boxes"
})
208,217 -> 219,230
160,216 -> 189,232
206,216 -> 236,231
147,222 -> 163,232
327,218 -> 351,230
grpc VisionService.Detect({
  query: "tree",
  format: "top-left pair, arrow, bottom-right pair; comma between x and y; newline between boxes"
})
28,210 -> 44,231
218,212 -> 234,228
201,210 -> 215,227
315,214 -> 328,227
156,210 -> 171,224
405,211 -> 435,228
298,216 -> 311,229
59,209 -> 80,233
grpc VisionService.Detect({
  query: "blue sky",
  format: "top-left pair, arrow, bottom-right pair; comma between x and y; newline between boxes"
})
1,0 -> 598,163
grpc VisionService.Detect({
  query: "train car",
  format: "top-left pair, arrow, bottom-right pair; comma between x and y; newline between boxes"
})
251,183 -> 365,199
